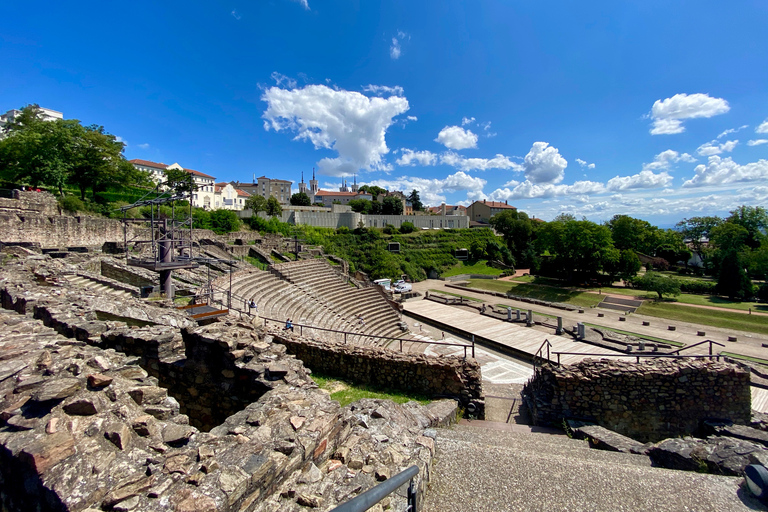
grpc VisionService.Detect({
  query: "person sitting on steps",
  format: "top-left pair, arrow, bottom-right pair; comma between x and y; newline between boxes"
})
284,318 -> 293,331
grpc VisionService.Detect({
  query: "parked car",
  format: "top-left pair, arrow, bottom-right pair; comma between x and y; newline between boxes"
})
394,282 -> 412,293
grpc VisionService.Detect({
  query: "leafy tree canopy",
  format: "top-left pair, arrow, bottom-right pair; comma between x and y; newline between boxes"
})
244,194 -> 268,214
408,189 -> 423,212
266,196 -> 283,217
290,192 -> 311,206
633,272 -> 681,300
381,195 -> 404,215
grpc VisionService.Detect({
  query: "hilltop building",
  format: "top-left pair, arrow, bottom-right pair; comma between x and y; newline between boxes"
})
466,199 -> 516,224
427,204 -> 467,216
231,175 -> 293,204
128,159 -> 226,210
0,106 -> 63,139
298,169 -> 320,203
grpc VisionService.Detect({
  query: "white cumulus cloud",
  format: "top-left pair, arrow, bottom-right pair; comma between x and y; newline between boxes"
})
262,83 -> 409,177
649,93 -> 730,135
362,85 -> 404,97
757,119 -> 768,134
461,117 -> 475,126
440,151 -> 522,172
435,126 -> 478,150
696,139 -> 739,156
642,150 -> 696,171
523,142 -> 567,184
366,171 -> 487,206
389,30 -> 409,60
575,158 -> 595,169
717,125 -> 748,139
683,156 -> 768,187
606,170 -> 673,191
396,149 -> 438,167
489,180 -> 604,201
748,139 -> 768,146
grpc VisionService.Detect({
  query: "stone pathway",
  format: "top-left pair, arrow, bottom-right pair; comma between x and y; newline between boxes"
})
402,317 -> 533,385
423,423 -> 765,512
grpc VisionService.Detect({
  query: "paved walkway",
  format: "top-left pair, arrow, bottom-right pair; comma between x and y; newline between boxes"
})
405,300 -> 629,365
410,279 -> 768,361
401,318 -> 533,385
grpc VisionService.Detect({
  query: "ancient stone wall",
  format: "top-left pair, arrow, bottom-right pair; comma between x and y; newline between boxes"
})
273,333 -> 485,414
0,258 -> 442,511
100,259 -> 157,288
524,358 -> 751,442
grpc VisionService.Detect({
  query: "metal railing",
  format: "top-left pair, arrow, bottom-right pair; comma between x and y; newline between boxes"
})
263,316 -> 475,358
331,465 -> 418,512
550,351 -> 723,366
670,339 -> 725,357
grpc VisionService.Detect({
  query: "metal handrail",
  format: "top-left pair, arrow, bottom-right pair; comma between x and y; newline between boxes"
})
670,339 -> 725,356
550,351 -> 723,366
331,465 -> 418,512
263,316 -> 474,358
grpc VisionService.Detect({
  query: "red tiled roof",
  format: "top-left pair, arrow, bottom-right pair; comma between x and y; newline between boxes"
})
184,168 -> 215,179
475,200 -> 516,209
236,189 -> 250,197
129,159 -> 167,169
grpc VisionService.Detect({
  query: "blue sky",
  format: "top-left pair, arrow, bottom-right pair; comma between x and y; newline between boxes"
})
2,1 -> 767,225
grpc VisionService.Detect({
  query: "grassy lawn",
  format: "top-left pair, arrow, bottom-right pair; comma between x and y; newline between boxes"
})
311,372 -> 431,407
465,279 -> 603,308
429,289 -> 484,302
583,323 -> 684,347
442,259 -> 504,277
637,301 -> 768,336
510,274 -> 535,283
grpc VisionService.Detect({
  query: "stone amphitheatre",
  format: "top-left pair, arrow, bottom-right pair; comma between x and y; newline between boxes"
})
2,189 -> 768,511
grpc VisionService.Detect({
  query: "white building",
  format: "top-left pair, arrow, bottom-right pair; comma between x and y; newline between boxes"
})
214,182 -> 250,210
0,106 -> 63,139
129,159 -> 219,210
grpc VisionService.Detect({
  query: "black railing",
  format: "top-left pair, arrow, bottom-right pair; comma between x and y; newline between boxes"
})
551,351 -> 723,366
263,316 -> 475,358
331,465 -> 418,512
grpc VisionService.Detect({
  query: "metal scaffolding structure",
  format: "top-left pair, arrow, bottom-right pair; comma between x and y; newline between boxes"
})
119,182 -> 199,298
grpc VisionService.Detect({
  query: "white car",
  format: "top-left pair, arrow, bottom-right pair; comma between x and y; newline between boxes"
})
394,282 -> 412,293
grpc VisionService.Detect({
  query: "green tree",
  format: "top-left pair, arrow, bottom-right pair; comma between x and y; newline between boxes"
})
209,209 -> 240,234
616,249 -> 642,281
0,110 -> 76,195
290,192 -> 311,206
244,194 -> 268,214
549,220 -> 617,282
164,168 -> 197,195
266,196 -> 283,217
358,185 -> 387,198
726,205 -> 768,249
717,250 -> 753,300
675,216 -> 723,253
382,195 -> 404,215
400,221 -> 415,234
349,198 -> 373,213
408,189 -> 423,212
633,272 -> 681,300
489,209 -> 533,267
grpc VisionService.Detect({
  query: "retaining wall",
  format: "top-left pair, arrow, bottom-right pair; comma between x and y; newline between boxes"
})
524,358 -> 751,442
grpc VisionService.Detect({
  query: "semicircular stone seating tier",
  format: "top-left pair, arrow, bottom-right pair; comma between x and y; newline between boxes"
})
214,266 -> 384,346
217,259 -> 404,347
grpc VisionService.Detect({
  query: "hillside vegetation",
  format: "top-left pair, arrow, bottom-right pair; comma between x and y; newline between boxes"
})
296,226 -> 503,281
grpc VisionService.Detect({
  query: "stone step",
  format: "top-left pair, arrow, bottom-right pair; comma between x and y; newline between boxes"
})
424,425 -> 756,511
441,424 -> 654,466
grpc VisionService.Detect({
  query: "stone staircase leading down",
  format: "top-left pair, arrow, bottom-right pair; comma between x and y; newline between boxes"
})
423,421 -> 758,511
63,273 -> 138,299
598,295 -> 644,313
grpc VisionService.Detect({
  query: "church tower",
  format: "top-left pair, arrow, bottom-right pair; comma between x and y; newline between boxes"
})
309,168 -> 319,196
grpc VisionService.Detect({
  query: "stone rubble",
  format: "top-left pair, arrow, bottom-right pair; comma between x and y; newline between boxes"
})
0,254 -> 456,511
